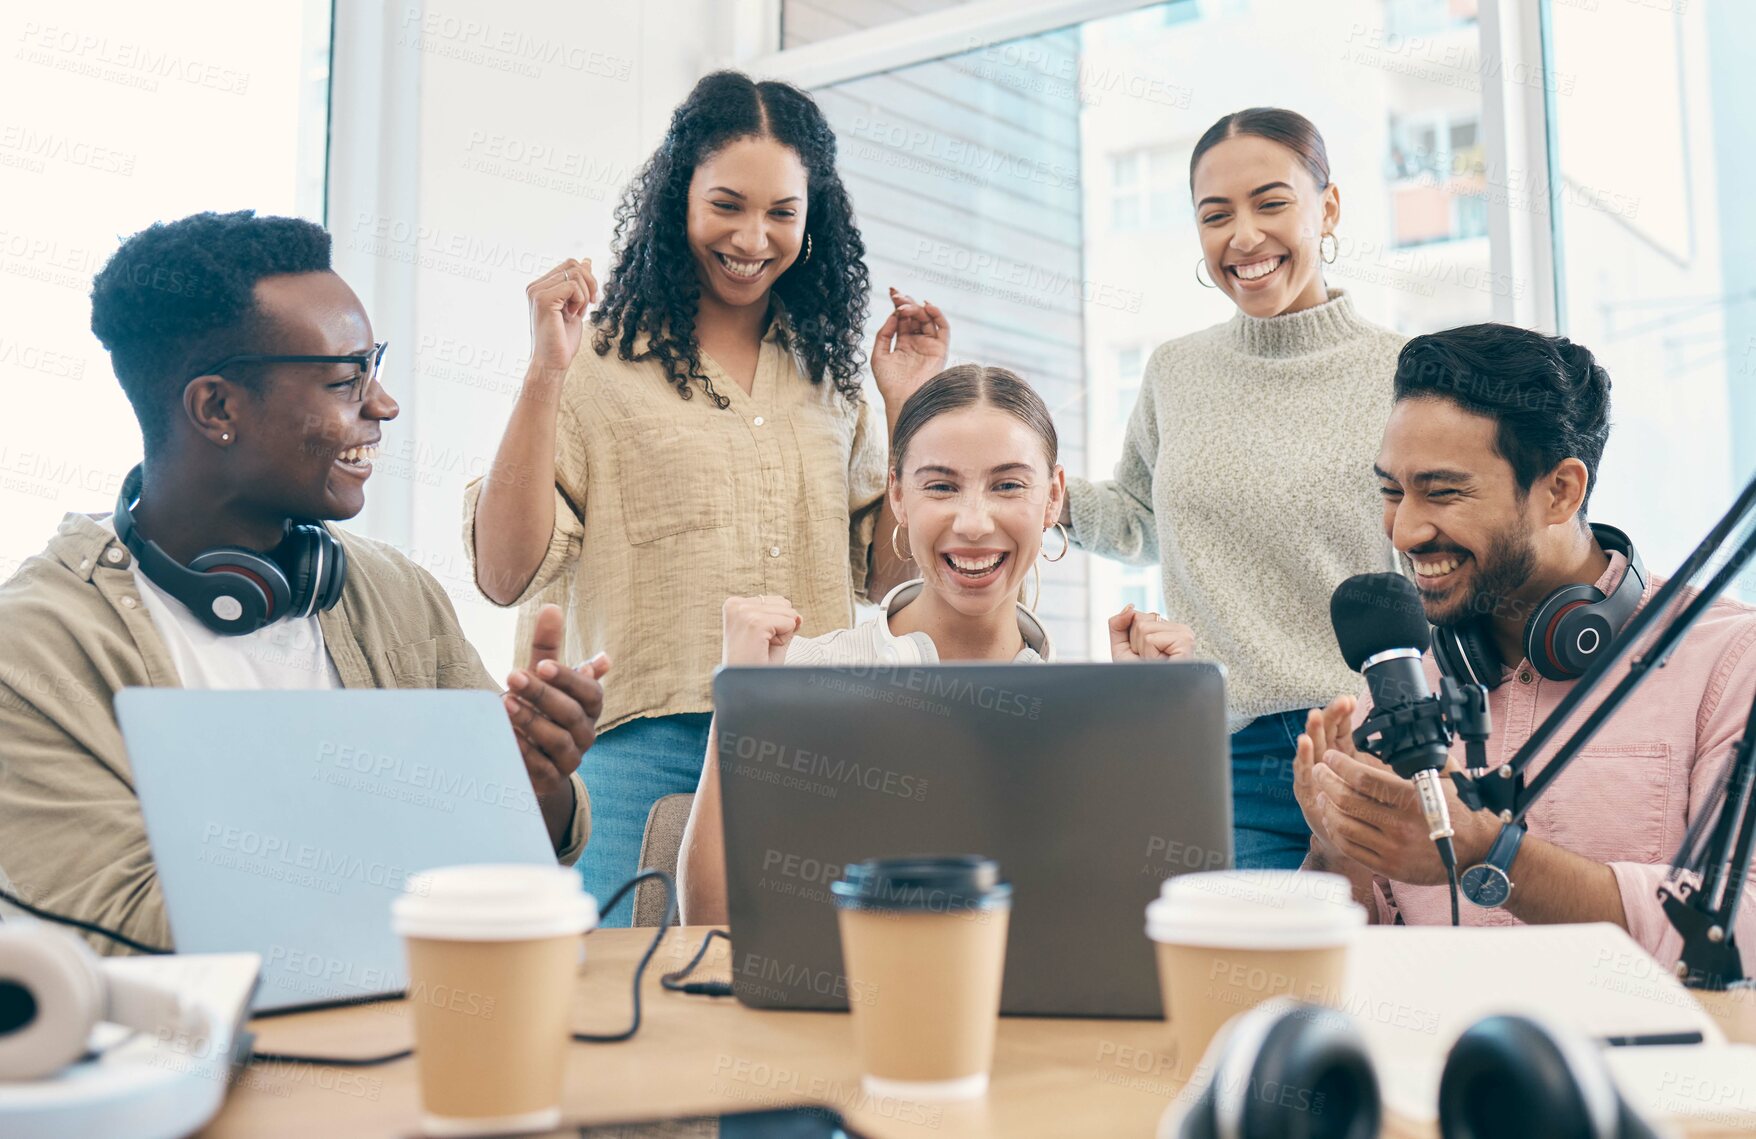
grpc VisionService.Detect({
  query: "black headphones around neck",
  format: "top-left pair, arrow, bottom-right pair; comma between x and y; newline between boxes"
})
112,463 -> 347,636
1432,523 -> 1645,689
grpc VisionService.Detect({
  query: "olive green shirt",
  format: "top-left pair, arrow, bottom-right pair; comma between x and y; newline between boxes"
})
0,512 -> 590,954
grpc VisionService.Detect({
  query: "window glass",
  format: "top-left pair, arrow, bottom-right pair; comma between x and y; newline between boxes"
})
812,0 -> 1494,654
0,0 -> 332,579
1549,0 -> 1756,589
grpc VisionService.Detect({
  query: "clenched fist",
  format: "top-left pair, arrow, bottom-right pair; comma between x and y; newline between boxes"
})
1108,604 -> 1196,662
526,257 -> 599,377
722,595 -> 803,666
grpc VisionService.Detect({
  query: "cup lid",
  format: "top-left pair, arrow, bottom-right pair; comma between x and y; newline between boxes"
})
831,855 -> 1011,912
1145,870 -> 1364,949
392,864 -> 598,941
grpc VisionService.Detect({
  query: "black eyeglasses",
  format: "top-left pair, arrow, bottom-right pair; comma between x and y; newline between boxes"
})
190,341 -> 389,402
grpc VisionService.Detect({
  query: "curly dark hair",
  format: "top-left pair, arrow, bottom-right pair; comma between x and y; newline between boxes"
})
91,210 -> 333,452
591,70 -> 870,408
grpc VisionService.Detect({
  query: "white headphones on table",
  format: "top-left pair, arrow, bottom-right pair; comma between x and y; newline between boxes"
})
0,924 -> 193,1081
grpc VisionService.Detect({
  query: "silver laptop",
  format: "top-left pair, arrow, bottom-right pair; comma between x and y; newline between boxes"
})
713,662 -> 1231,1018
117,689 -> 559,1011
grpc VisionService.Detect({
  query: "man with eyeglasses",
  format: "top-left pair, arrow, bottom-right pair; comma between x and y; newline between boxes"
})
0,211 -> 605,951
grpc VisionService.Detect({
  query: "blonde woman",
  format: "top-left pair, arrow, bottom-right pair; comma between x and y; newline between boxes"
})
679,365 -> 1196,923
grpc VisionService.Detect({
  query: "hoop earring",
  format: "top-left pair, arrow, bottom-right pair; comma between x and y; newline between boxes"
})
1195,257 -> 1218,289
1029,561 -> 1042,613
890,523 -> 911,563
1320,232 -> 1338,264
803,233 -> 813,265
1041,522 -> 1069,563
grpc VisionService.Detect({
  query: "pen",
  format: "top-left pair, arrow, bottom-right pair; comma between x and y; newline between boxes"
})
1599,1031 -> 1705,1047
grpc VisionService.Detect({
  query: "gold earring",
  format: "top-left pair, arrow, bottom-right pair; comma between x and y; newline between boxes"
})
1320,232 -> 1338,264
1195,257 -> 1217,289
1041,522 -> 1069,563
890,523 -> 911,562
1029,561 -> 1042,613
803,233 -> 813,264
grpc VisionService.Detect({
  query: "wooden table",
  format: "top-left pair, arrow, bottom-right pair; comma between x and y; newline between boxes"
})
206,926 -> 1185,1138
200,927 -> 1736,1138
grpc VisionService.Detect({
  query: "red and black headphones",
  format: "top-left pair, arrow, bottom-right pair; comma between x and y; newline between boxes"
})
1432,522 -> 1646,689
111,463 -> 347,636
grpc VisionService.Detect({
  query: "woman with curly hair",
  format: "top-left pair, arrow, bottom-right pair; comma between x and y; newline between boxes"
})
465,71 -> 948,918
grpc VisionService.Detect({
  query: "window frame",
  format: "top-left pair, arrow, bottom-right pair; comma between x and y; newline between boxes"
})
326,3 -> 423,543
737,0 -> 1561,330
732,0 -> 1569,651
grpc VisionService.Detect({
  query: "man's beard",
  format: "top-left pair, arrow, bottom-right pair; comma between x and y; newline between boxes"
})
1425,525 -> 1539,629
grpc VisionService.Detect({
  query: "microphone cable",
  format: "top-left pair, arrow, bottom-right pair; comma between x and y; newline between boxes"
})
569,869 -> 675,1043
1411,771 -> 1462,927
1438,835 -> 1460,928
0,884 -> 171,955
1,871 -> 694,1067
1409,769 -> 1462,927
661,929 -> 734,997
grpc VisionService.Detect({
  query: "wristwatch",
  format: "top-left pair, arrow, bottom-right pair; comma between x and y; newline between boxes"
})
1460,821 -> 1527,909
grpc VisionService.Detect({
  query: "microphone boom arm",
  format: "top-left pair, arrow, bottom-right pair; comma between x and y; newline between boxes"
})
1463,472 -> 1756,824
1450,469 -> 1756,987
1659,684 -> 1756,989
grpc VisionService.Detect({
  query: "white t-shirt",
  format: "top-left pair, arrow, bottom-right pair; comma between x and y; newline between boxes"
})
103,517 -> 342,690
783,579 -> 1053,665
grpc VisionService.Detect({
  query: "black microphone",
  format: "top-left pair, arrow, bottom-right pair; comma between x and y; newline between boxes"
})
1330,573 -> 1457,856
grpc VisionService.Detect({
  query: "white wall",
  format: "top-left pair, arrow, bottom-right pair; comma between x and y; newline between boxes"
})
329,0 -> 730,680
0,0 -> 329,583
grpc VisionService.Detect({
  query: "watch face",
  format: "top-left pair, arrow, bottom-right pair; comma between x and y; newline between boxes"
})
1461,865 -> 1511,908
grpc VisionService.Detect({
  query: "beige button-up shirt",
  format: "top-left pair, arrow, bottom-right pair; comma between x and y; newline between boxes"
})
0,513 -> 591,954
463,319 -> 888,733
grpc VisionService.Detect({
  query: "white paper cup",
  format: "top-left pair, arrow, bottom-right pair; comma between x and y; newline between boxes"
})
392,865 -> 597,1137
1145,870 -> 1364,1074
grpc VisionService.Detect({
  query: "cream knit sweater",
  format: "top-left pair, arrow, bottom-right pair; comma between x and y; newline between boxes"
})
1067,289 -> 1404,732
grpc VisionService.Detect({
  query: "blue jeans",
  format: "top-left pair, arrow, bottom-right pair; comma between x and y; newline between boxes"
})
1230,709 -> 1314,871
576,712 -> 713,927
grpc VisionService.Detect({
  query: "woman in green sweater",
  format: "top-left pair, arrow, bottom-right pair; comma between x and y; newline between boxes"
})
1064,107 -> 1404,870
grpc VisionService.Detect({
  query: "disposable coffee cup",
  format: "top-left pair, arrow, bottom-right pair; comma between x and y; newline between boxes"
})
832,855 -> 1011,1101
1145,870 -> 1364,1076
392,864 -> 598,1137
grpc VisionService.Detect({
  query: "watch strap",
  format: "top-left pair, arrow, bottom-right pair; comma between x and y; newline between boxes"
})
1485,820 -> 1527,875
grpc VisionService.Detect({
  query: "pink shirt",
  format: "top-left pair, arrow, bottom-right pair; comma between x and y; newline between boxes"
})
1370,553 -> 1756,966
